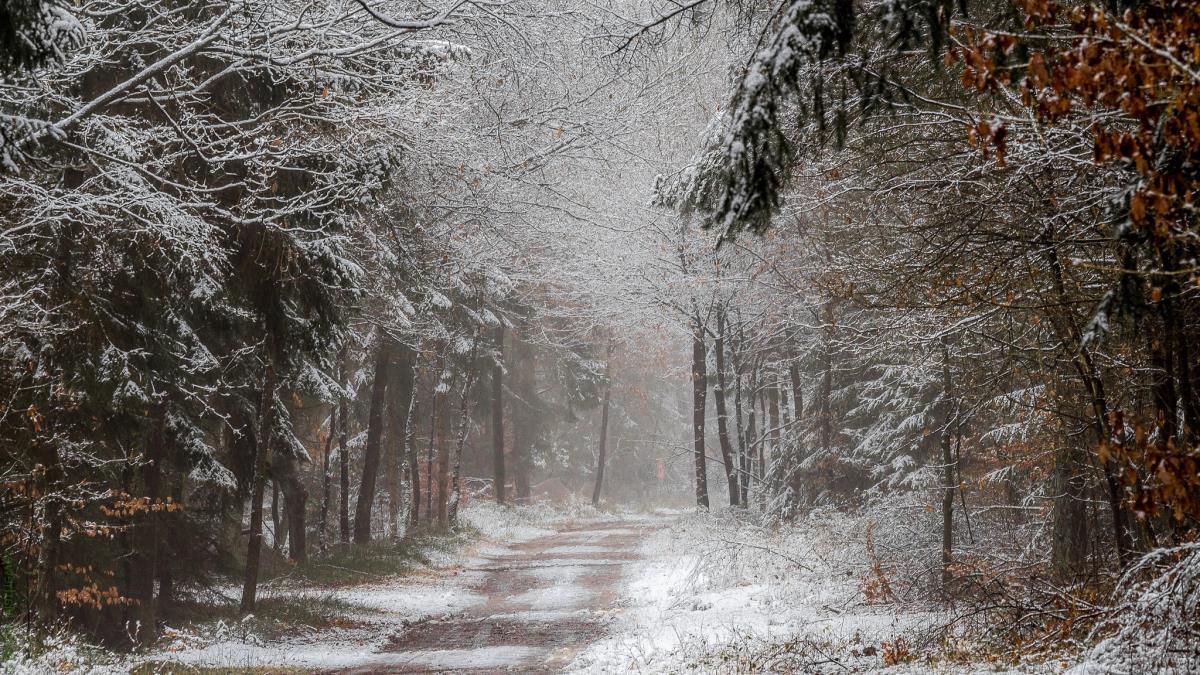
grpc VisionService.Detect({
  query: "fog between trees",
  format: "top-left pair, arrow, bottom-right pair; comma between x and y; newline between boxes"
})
0,0 -> 1197,669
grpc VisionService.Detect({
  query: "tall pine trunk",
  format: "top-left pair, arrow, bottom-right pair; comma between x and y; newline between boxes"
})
241,346 -> 278,613
818,303 -> 834,457
511,333 -> 535,501
407,360 -> 423,530
280,462 -> 307,562
338,346 -> 351,544
492,325 -> 506,504
767,374 -> 780,498
353,338 -> 393,544
742,361 -> 757,506
713,312 -> 739,506
270,481 -> 281,552
785,359 -> 805,511
435,376 -> 451,527
130,409 -> 166,646
319,404 -> 335,551
592,345 -> 613,506
426,360 -> 441,522
448,338 -> 480,527
730,327 -> 750,506
386,347 -> 415,540
691,315 -> 710,509
939,340 -> 955,595
448,373 -> 480,527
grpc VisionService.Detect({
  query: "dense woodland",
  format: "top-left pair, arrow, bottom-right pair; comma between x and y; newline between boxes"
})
0,0 -> 1197,670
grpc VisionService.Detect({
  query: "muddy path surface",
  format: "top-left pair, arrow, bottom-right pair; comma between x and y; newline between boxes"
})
332,520 -> 658,674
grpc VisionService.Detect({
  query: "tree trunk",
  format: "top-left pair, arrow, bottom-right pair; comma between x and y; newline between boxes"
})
730,328 -> 749,506
279,460 -> 307,562
270,481 -> 283,553
785,359 -> 806,511
592,345 -> 614,506
426,361 -> 440,522
756,377 -> 768,509
713,312 -> 740,506
319,404 -> 335,551
338,346 -> 351,544
767,374 -> 781,498
435,375 -> 451,527
742,361 -> 757,506
939,340 -> 955,596
131,409 -> 166,646
353,337 -> 394,544
448,368 -> 481,527
407,360 -> 423,530
511,333 -> 535,501
492,325 -> 506,504
788,362 -> 803,421
1044,240 -> 1134,565
1051,444 -> 1091,576
158,469 -> 184,615
818,303 -> 834,456
33,471 -> 62,627
241,346 -> 278,613
386,347 -> 415,540
691,316 -> 710,509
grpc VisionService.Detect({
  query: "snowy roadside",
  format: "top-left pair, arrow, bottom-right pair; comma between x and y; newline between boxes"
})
140,501 -> 604,671
0,501 -> 616,674
568,509 -> 1078,674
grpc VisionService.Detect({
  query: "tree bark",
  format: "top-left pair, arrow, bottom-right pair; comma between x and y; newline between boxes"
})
386,347 -> 415,540
592,344 -> 614,506
426,361 -> 440,522
319,404 -> 335,551
241,345 -> 277,613
788,362 -> 803,421
818,302 -> 834,456
691,315 -> 710,509
435,374 -> 451,527
1043,242 -> 1134,565
510,333 -> 535,501
448,358 -> 481,527
279,458 -> 307,562
742,360 -> 757,506
730,326 -> 750,506
157,469 -> 184,615
353,337 -> 393,544
767,374 -> 781,498
1051,444 -> 1091,576
713,312 -> 740,507
939,340 -> 955,595
130,409 -> 166,646
338,346 -> 351,544
492,325 -> 506,504
407,359 -> 423,530
270,481 -> 283,553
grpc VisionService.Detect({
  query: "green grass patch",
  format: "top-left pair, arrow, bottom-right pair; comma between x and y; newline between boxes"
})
282,525 -> 477,587
168,592 -> 374,642
162,525 -> 478,645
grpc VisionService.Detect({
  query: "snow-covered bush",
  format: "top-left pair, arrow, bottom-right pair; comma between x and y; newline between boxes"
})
1074,543 -> 1200,674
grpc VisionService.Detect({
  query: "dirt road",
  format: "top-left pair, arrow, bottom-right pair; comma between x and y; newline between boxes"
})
336,520 -> 654,674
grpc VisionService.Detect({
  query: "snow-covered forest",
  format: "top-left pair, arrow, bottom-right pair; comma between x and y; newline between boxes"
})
0,0 -> 1197,672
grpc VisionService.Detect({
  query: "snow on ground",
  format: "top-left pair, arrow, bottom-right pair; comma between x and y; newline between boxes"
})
512,582 -> 595,611
567,509 -> 1066,674
133,500 -> 617,671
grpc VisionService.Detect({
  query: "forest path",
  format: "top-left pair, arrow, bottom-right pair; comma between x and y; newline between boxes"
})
333,519 -> 659,674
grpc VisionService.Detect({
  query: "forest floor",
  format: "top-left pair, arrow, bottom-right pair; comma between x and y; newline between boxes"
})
571,509 -> 1084,674
2,503 -> 1090,674
129,503 -> 658,673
